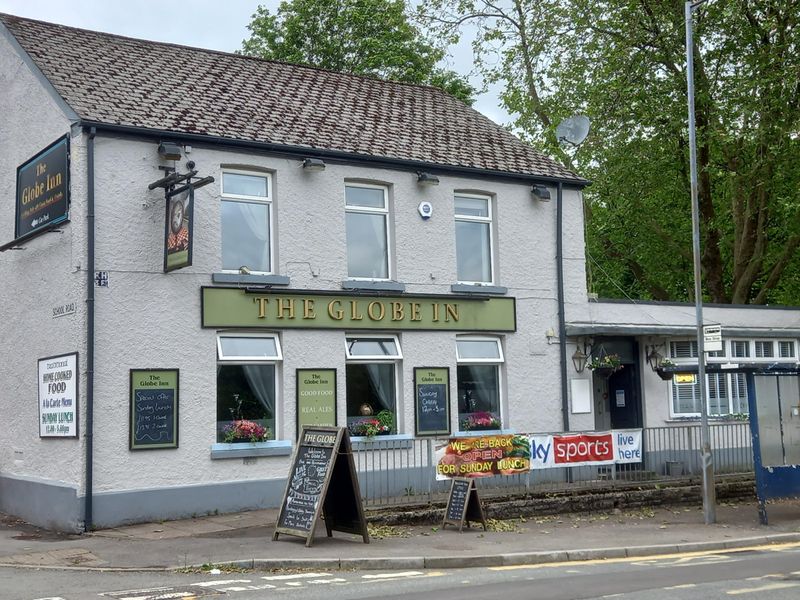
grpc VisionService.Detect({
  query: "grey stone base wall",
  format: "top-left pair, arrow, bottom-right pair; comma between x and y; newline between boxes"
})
0,474 -> 82,532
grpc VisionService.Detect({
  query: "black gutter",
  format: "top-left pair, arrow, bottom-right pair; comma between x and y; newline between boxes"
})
85,127 -> 96,532
80,121 -> 590,189
557,181 -> 570,433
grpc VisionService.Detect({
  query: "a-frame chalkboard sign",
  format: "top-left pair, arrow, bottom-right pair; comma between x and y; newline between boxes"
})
442,477 -> 487,532
273,426 -> 369,547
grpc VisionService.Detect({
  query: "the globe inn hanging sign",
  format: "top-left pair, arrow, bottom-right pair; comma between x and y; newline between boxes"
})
201,288 -> 516,332
15,134 -> 70,241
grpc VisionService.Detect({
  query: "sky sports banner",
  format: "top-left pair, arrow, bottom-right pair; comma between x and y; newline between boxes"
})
434,430 -> 641,480
529,430 -> 642,469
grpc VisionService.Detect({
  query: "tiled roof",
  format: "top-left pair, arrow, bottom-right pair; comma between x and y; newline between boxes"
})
1,13 -> 583,182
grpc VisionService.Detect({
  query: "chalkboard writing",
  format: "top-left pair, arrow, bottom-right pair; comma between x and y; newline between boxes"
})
415,368 -> 450,436
443,477 -> 486,532
277,444 -> 333,533
129,369 -> 179,450
446,478 -> 470,522
274,426 -> 370,547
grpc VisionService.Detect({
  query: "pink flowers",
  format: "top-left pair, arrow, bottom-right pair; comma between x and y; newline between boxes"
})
460,411 -> 501,431
223,419 -> 270,443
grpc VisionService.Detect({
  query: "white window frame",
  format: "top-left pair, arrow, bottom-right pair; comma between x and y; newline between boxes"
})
215,332 -> 283,441
779,340 -> 796,359
455,335 -> 505,429
220,169 -> 274,275
344,334 -> 403,361
344,183 -> 392,281
217,333 -> 283,362
454,193 -> 495,285
456,336 -> 504,363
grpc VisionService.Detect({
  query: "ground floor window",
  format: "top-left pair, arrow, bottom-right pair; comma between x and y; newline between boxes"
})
216,335 -> 281,442
456,337 -> 503,431
345,336 -> 401,436
671,372 -> 748,418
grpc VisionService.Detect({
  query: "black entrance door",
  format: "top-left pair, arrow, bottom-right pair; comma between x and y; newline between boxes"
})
608,366 -> 642,429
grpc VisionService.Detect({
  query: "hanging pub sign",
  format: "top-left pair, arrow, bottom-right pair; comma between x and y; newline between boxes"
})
164,187 -> 193,272
38,352 -> 78,438
14,135 -> 70,242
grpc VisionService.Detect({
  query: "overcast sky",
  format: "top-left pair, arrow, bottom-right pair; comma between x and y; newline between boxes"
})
0,0 -> 509,124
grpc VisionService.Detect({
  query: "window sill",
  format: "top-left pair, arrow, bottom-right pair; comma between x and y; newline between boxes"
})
351,434 -> 413,450
212,273 -> 291,286
210,440 -> 293,459
341,280 -> 406,293
450,283 -> 508,296
665,417 -> 749,424
453,429 -> 515,437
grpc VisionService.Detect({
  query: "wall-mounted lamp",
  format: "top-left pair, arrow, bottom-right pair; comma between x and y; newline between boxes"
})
531,184 -> 551,201
157,141 -> 183,161
302,157 -> 326,171
646,345 -> 665,371
572,345 -> 589,373
417,172 -> 440,186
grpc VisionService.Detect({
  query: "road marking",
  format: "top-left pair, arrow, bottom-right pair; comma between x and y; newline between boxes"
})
727,582 -> 800,595
362,571 -> 425,579
192,580 -> 251,587
664,584 -> 696,590
490,542 -> 800,571
260,572 -> 331,581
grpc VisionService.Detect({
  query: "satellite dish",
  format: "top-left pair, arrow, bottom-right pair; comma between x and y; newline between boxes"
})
556,115 -> 590,147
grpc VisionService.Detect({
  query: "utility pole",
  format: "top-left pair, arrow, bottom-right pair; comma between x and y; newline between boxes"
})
685,0 -> 716,524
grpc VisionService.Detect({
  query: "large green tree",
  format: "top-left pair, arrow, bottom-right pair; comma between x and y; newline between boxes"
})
421,0 -> 800,304
241,0 -> 475,104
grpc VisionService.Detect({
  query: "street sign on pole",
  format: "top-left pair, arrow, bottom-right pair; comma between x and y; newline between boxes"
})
703,325 -> 722,353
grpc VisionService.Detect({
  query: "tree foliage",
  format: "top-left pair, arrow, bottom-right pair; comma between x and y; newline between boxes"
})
420,0 -> 800,304
241,0 -> 475,104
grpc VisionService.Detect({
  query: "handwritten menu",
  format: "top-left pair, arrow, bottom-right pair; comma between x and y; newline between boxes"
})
415,368 -> 450,436
129,369 -> 178,450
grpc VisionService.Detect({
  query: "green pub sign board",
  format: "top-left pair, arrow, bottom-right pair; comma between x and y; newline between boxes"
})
15,135 -> 70,241
414,367 -> 450,436
202,288 -> 516,332
129,369 -> 179,450
296,369 -> 337,437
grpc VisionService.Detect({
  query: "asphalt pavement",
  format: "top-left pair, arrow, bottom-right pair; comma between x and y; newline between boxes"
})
0,499 -> 798,572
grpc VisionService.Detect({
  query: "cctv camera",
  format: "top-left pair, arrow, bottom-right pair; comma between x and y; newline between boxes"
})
186,160 -> 196,170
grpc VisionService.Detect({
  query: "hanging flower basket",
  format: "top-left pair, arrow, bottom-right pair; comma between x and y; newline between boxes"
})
656,368 -> 674,381
588,353 -> 623,378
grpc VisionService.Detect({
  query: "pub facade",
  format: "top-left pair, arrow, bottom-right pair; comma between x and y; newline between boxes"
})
1,13 -> 798,532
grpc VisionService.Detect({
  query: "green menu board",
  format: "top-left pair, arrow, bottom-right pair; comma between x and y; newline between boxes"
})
296,369 -> 337,438
129,369 -> 179,450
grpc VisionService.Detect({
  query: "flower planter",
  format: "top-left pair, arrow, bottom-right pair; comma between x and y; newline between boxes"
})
656,368 -> 674,381
591,366 -> 620,378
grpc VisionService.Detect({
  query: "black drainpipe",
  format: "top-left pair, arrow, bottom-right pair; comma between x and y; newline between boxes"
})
556,181 -> 570,433
85,127 -> 96,531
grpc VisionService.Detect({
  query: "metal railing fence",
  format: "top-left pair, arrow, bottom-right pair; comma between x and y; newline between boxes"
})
352,422 -> 753,508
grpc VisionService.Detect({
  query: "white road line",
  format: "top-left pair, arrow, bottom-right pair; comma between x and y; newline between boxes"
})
362,571 -> 424,579
664,584 -> 696,590
261,572 -> 331,581
727,582 -> 800,595
192,579 -> 251,587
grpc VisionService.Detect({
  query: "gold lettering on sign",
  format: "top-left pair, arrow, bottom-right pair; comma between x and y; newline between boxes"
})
350,300 -> 364,321
277,298 -> 295,319
254,297 -> 269,318
445,303 -> 459,322
432,303 -> 440,322
328,300 -> 344,320
410,302 -> 422,321
368,301 -> 385,321
391,302 -> 404,321
303,299 -> 316,319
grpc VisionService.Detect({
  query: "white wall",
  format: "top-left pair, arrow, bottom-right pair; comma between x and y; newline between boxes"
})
85,136 -> 572,492
0,27 -> 87,492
